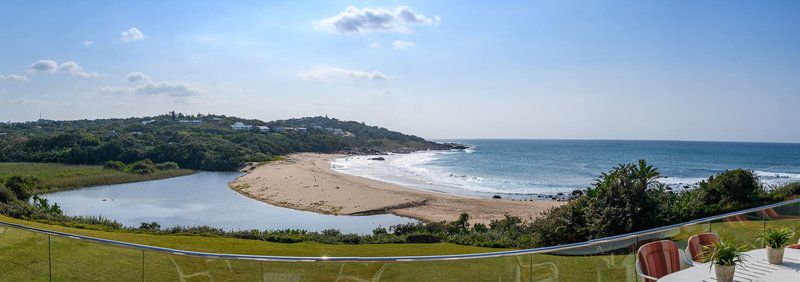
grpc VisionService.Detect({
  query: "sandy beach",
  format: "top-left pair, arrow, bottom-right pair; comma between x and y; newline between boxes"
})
229,153 -> 563,224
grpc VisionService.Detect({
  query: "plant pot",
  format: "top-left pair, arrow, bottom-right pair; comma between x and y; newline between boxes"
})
767,246 -> 785,264
715,264 -> 735,282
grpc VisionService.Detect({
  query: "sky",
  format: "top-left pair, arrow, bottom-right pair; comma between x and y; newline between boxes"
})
1,1 -> 799,142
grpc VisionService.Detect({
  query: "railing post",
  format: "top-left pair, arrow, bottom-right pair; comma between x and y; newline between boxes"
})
48,234 -> 52,282
141,250 -> 145,282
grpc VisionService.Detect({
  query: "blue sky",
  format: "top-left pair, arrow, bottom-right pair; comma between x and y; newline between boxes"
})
1,1 -> 799,142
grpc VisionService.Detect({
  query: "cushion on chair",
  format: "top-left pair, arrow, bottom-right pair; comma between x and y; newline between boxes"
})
687,233 -> 720,262
638,240 -> 681,280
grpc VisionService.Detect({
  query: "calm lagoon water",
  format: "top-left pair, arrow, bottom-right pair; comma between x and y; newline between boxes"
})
40,172 -> 416,234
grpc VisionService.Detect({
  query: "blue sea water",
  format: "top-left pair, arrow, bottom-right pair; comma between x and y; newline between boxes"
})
331,140 -> 800,198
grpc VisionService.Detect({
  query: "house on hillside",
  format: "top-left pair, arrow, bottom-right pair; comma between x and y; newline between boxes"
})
141,120 -> 156,125
257,126 -> 270,133
231,122 -> 253,131
179,119 -> 202,125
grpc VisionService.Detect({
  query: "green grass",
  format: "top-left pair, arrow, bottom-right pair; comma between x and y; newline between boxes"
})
5,214 -> 797,281
0,163 -> 193,193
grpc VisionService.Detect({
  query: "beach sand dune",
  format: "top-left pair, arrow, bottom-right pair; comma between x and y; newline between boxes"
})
230,153 -> 563,224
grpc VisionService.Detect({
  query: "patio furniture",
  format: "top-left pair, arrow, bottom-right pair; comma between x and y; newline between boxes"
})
659,248 -> 800,281
684,232 -> 720,266
635,240 -> 682,282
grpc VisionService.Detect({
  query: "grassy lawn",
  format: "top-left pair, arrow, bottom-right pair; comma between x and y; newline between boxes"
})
5,214 -> 798,281
0,163 -> 193,193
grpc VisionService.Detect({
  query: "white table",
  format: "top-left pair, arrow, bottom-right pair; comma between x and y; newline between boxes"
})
660,248 -> 800,281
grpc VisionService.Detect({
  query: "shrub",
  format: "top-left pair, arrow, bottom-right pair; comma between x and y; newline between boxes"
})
584,160 -> 667,238
4,175 -> 41,201
528,197 -> 589,246
103,160 -> 126,170
770,182 -> 800,200
126,159 -> 157,174
699,169 -> 764,207
0,186 -> 16,203
156,162 -> 180,170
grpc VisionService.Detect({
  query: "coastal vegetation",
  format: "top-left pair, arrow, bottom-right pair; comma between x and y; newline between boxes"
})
2,159 -> 798,250
0,163 -> 192,193
0,114 -> 460,171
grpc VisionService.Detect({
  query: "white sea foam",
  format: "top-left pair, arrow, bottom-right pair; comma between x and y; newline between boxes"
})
331,151 -> 800,197
331,150 -> 576,196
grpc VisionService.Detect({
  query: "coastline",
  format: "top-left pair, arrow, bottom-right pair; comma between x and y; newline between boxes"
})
229,153 -> 563,224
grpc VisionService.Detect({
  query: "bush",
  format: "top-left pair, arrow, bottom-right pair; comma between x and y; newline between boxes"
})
156,162 -> 180,170
770,182 -> 800,200
584,160 -> 667,238
103,160 -> 125,170
4,175 -> 41,201
699,169 -> 764,206
126,159 -> 157,174
0,186 -> 16,203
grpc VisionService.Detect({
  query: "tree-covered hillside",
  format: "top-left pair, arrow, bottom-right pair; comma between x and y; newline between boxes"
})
0,113 -> 461,171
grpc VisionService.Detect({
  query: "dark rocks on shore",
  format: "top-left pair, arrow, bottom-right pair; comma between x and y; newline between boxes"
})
492,195 -> 502,199
370,157 -> 386,161
571,189 -> 584,196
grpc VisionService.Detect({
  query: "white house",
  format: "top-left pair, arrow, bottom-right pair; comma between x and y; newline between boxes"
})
257,126 -> 270,132
141,120 -> 156,125
231,122 -> 253,131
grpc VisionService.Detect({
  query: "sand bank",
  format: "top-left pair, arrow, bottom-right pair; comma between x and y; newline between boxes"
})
230,153 -> 563,224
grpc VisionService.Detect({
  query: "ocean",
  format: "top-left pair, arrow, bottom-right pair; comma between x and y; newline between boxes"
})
331,140 -> 800,199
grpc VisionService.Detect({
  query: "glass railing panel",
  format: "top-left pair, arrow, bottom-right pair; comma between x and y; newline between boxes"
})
377,256 -> 522,281
50,235 -> 142,281
0,225 -> 49,281
709,210 -> 765,250
764,201 -> 800,237
258,261 -> 346,281
143,251 -> 260,281
530,237 -> 637,282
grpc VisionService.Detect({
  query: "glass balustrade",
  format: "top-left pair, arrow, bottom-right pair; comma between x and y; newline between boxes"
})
1,198 -> 799,281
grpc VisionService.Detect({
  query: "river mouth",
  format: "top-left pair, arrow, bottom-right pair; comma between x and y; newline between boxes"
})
39,171 -> 417,234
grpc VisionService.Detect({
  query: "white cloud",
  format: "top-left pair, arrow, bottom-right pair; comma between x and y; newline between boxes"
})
99,81 -> 201,97
28,60 -> 58,73
315,6 -> 440,34
0,74 -> 29,82
57,61 -> 100,78
298,67 -> 390,82
392,40 -> 415,49
370,42 -> 382,49
121,27 -> 145,43
27,59 -> 101,78
125,72 -> 151,82
81,40 -> 94,47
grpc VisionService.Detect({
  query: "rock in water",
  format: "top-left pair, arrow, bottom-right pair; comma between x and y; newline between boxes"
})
492,195 -> 502,199
370,157 -> 386,161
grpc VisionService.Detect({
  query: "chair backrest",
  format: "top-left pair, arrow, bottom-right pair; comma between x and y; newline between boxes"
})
687,232 -> 720,262
637,240 -> 681,281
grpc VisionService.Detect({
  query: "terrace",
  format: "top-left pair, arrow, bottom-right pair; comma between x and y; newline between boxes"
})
2,199 -> 799,281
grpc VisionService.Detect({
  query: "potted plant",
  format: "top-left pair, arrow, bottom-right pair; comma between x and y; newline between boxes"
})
702,240 -> 747,282
758,227 -> 795,264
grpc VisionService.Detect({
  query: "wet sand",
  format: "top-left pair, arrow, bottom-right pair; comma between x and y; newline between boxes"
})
230,153 -> 563,224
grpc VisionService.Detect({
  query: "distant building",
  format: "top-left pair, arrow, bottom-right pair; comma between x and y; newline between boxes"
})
179,119 -> 202,125
284,127 -> 308,133
231,122 -> 253,131
257,126 -> 270,132
141,120 -> 156,125
272,127 -> 284,132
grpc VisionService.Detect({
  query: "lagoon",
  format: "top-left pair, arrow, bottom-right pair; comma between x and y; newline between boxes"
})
40,172 -> 417,234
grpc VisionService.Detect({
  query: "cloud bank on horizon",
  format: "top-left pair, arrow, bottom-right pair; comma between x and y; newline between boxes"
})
0,1 -> 798,142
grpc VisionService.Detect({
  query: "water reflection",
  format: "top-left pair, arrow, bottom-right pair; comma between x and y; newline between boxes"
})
41,172 -> 417,234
